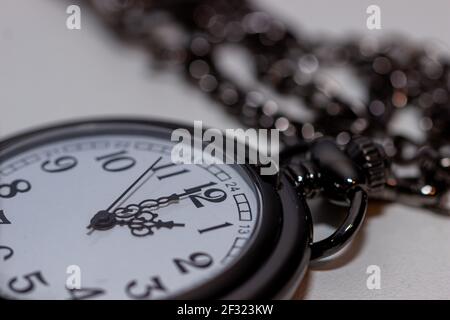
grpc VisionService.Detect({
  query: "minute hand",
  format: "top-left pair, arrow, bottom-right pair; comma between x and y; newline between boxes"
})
106,156 -> 162,212
87,157 -> 163,232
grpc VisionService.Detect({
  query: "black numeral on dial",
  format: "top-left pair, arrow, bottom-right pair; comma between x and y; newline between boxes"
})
189,188 -> 227,208
0,210 -> 11,224
125,276 -> 167,299
173,252 -> 213,274
0,180 -> 31,199
41,156 -> 78,173
0,245 -> 14,261
96,150 -> 136,172
198,222 -> 233,234
68,287 -> 105,300
152,162 -> 189,180
8,271 -> 49,294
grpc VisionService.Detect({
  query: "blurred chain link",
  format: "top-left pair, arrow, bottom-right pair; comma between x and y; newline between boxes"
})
88,0 -> 450,212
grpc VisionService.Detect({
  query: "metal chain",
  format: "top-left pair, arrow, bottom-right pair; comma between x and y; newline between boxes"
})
88,0 -> 450,212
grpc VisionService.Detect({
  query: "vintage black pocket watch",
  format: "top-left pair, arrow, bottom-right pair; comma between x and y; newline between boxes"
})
0,118 -> 383,299
2,0 -> 448,301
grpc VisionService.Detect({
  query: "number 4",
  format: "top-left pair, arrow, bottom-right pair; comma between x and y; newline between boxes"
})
0,210 -> 11,224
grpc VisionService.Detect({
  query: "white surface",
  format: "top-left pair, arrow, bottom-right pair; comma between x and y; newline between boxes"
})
1,0 -> 450,299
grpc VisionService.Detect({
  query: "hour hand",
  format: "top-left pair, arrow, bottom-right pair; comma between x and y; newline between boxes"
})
137,183 -> 217,210
137,182 -> 219,210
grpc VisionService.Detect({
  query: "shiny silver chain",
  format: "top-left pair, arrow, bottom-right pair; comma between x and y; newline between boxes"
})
89,0 -> 450,213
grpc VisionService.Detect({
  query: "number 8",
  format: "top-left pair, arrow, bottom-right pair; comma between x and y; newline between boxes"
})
0,180 -> 32,199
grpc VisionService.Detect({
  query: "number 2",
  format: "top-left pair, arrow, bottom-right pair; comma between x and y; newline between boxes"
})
173,252 -> 213,274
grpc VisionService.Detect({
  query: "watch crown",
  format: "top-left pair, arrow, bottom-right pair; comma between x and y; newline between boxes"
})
345,136 -> 387,192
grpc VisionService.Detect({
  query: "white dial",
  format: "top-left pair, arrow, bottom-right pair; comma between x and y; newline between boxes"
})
0,124 -> 262,299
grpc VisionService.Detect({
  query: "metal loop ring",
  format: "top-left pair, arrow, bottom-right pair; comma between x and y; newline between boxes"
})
310,186 -> 368,261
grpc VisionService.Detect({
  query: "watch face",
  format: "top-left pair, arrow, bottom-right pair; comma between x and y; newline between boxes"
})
0,119 -> 281,300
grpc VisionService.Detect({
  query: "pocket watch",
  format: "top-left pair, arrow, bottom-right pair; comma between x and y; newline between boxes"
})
2,0 -> 449,300
0,118 -> 382,299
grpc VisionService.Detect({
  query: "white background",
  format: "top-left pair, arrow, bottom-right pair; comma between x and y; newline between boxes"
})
1,0 -> 450,299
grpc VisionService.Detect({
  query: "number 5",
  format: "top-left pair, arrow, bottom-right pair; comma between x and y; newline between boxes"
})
8,271 -> 49,294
